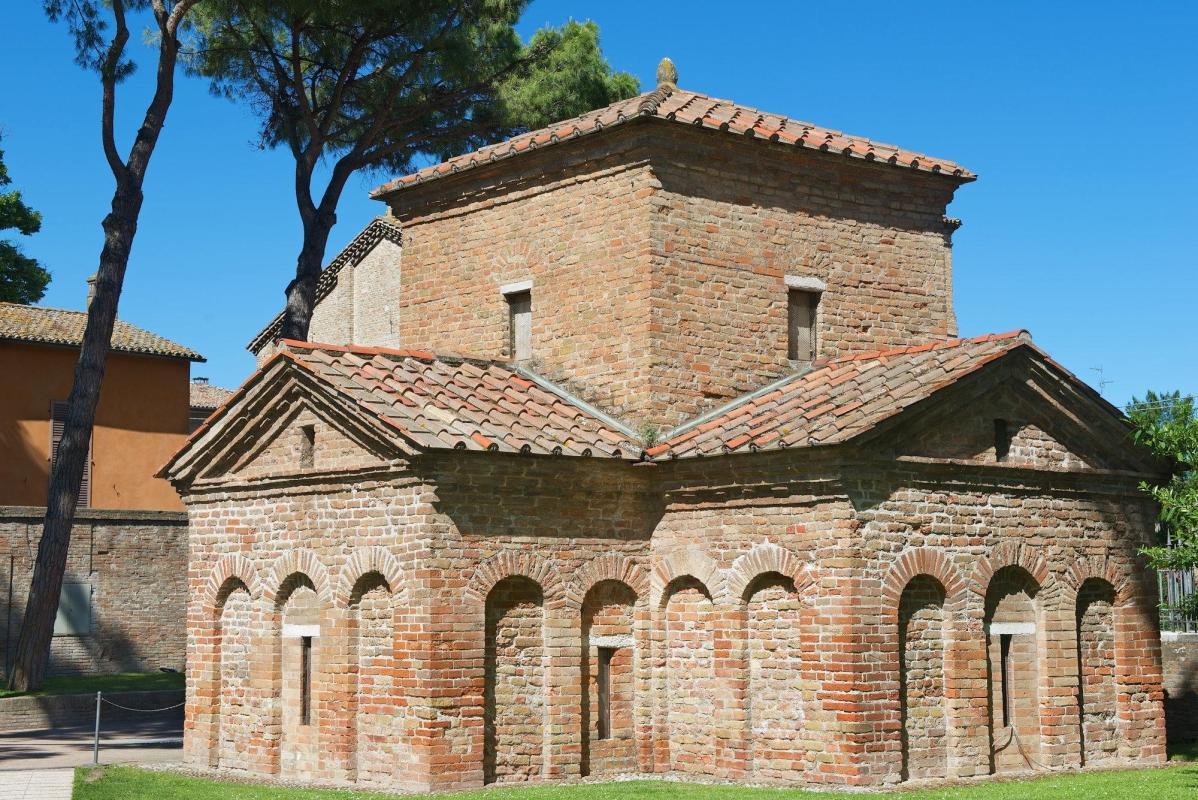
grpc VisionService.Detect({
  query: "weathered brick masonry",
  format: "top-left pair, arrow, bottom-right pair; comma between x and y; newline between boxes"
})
180,72 -> 1169,791
0,506 -> 187,676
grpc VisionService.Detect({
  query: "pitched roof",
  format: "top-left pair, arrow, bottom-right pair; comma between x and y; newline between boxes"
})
189,379 -> 235,411
247,218 -> 403,354
646,332 -> 1031,460
371,86 -> 975,198
277,340 -> 638,457
0,302 -> 204,361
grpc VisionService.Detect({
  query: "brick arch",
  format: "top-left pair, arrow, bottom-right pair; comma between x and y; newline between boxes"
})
265,548 -> 333,605
335,546 -> 409,607
463,550 -> 567,610
564,553 -> 649,610
882,547 -> 968,616
968,541 -> 1054,599
1060,554 -> 1133,607
726,542 -> 815,602
651,549 -> 726,607
200,554 -> 262,610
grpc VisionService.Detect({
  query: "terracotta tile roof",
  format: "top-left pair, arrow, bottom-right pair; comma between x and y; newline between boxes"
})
247,218 -> 403,354
189,379 -> 235,410
0,302 -> 203,361
646,332 -> 1030,460
371,87 -> 974,198
281,340 -> 639,457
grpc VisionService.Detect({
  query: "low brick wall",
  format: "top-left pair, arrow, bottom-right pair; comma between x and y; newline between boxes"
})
0,506 -> 188,678
0,689 -> 184,733
1163,631 -> 1198,744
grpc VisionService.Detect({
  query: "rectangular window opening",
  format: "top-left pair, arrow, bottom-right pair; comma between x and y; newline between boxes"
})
994,418 -> 1011,463
300,635 -> 313,725
299,424 -> 315,469
507,290 -> 532,361
597,646 -> 616,740
787,289 -> 819,361
999,632 -> 1013,727
50,401 -> 91,507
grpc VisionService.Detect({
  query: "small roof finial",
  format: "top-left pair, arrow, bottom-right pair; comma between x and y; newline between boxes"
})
656,57 -> 678,90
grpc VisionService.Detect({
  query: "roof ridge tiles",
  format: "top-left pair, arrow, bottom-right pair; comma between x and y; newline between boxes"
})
281,339 -> 512,367
370,87 -> 976,200
822,330 -> 1029,365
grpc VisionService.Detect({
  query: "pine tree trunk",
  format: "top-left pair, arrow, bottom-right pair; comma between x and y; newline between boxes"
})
280,215 -> 336,342
6,189 -> 142,691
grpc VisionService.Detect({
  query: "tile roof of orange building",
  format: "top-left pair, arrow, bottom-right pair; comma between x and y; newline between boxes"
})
371,86 -> 975,198
279,340 -> 639,457
645,331 -> 1031,460
0,302 -> 204,361
189,379 -> 235,410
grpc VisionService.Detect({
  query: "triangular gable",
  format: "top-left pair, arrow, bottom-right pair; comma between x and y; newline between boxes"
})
859,346 -> 1159,474
162,340 -> 641,487
646,331 -> 1159,473
161,353 -> 415,486
647,332 -> 1028,459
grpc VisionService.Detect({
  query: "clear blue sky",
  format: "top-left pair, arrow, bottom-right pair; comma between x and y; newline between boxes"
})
1,1 -> 1194,405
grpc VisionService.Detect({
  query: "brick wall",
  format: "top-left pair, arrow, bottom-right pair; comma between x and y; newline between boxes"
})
308,236 -> 404,352
643,125 -> 958,424
176,401 -> 1167,791
1163,632 -> 1198,744
0,506 -> 187,677
383,131 -> 658,423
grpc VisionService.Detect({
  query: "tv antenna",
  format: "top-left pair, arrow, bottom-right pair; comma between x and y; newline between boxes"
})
1090,366 -> 1113,394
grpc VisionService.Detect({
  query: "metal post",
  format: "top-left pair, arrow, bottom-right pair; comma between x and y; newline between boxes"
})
92,691 -> 101,765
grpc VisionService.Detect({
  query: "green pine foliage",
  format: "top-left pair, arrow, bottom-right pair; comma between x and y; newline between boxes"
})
498,20 -> 640,131
1128,390 -> 1198,616
186,3 -> 639,180
0,135 -> 50,304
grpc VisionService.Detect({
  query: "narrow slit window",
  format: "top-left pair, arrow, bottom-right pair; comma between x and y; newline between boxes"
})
999,633 -> 1013,727
994,419 -> 1011,463
50,401 -> 90,507
787,289 -> 819,361
300,635 -> 313,725
299,424 -> 315,468
597,647 -> 615,740
507,290 -> 532,361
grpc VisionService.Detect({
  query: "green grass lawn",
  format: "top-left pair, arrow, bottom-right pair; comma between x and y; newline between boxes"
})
0,671 -> 183,699
74,765 -> 1198,800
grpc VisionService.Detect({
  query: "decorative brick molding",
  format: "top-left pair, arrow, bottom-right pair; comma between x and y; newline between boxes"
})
464,550 -> 567,609
200,554 -> 262,609
968,541 -> 1054,598
265,548 -> 334,605
564,554 -> 649,609
335,546 -> 409,606
725,542 -> 814,602
1059,554 -> 1132,606
880,547 -> 968,615
651,549 -> 727,607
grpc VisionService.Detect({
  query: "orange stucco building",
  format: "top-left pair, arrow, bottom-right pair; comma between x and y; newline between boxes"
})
0,302 -> 204,511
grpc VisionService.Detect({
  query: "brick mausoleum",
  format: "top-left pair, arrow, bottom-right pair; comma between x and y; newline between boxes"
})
163,63 -> 1168,790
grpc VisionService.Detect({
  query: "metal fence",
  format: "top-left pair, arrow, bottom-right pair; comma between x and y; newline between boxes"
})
1159,568 -> 1198,632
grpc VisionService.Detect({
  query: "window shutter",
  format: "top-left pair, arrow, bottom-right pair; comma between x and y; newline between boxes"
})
50,401 -> 91,508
